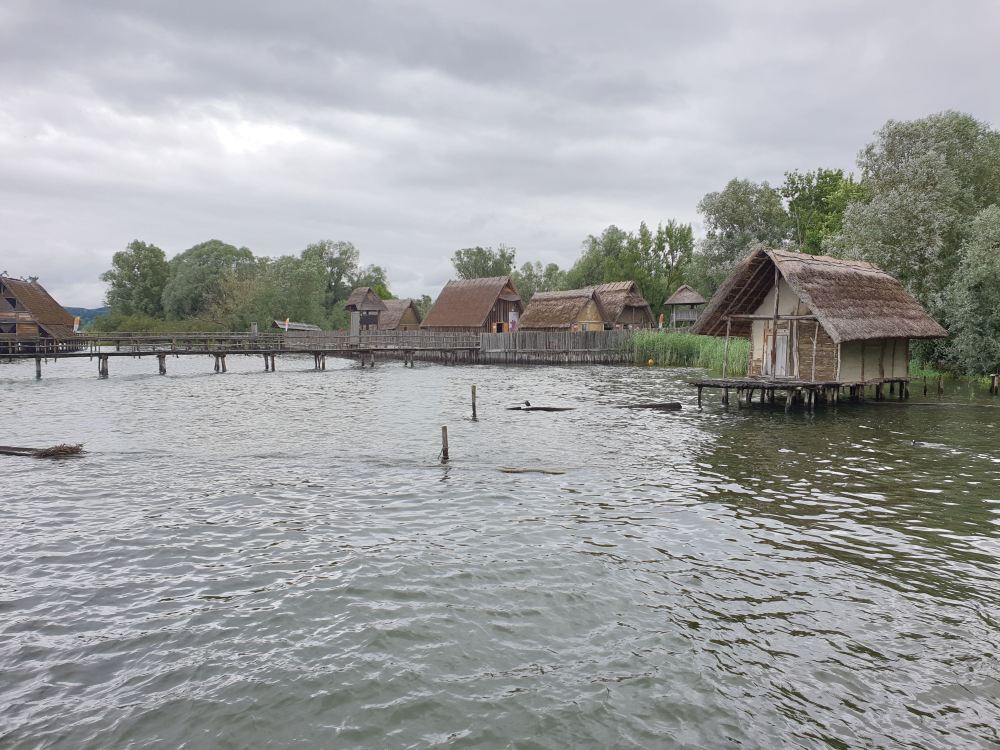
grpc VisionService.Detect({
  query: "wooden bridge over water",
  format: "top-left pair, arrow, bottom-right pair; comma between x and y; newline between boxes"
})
2,329 -> 636,378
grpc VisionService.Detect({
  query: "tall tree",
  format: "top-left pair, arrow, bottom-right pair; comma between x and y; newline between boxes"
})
512,261 -> 565,303
780,169 -> 866,253
301,240 -> 361,307
100,240 -> 169,316
451,245 -> 516,279
943,205 -> 1000,374
830,111 -> 1000,308
161,239 -> 255,319
690,178 -> 790,294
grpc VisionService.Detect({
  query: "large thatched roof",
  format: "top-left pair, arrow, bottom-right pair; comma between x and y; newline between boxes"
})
421,276 -> 522,328
664,284 -> 706,306
0,276 -> 77,338
590,281 -> 654,325
519,289 -> 607,330
379,298 -> 421,329
691,248 -> 947,343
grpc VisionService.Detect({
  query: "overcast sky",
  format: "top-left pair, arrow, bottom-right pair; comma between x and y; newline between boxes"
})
2,1 -> 998,306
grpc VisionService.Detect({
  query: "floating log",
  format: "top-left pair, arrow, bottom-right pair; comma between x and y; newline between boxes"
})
499,467 -> 567,475
0,443 -> 84,459
505,406 -> 575,412
617,402 -> 682,411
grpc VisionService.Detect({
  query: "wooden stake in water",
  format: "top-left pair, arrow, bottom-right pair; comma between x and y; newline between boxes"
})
471,385 -> 477,420
441,425 -> 449,462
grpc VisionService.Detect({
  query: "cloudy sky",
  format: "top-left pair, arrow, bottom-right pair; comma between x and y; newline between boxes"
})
2,1 -> 998,306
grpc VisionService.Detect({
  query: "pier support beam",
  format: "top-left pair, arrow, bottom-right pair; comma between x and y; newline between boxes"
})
98,355 -> 109,378
157,354 -> 167,375
35,357 -> 41,380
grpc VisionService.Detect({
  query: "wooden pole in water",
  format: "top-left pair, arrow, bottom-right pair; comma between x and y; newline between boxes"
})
937,374 -> 943,396
471,384 -> 477,420
991,374 -> 998,395
441,425 -> 449,462
158,354 -> 166,375
722,317 -> 731,406
220,354 -> 227,373
35,357 -> 41,380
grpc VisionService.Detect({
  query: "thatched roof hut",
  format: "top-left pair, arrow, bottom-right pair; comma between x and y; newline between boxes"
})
591,281 -> 655,328
663,284 -> 706,328
379,299 -> 422,331
0,276 -> 78,339
519,289 -> 607,331
421,276 -> 524,332
692,248 -> 946,383
344,287 -> 387,313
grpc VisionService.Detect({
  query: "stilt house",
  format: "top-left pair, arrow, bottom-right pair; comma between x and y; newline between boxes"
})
591,281 -> 655,329
0,276 -> 78,341
421,276 -> 524,333
379,299 -> 422,331
663,284 -> 706,328
690,248 -> 947,384
344,287 -> 387,338
518,289 -> 607,331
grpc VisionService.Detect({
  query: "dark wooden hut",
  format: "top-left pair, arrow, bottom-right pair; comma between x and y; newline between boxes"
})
378,299 -> 422,331
344,287 -> 387,336
0,275 -> 79,344
518,289 -> 607,332
591,281 -> 655,329
421,276 -> 524,333
663,284 -> 706,328
691,248 -> 946,384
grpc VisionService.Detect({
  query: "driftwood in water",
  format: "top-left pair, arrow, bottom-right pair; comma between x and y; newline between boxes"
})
0,443 -> 84,459
505,406 -> 575,412
499,467 -> 567,475
617,402 -> 682,411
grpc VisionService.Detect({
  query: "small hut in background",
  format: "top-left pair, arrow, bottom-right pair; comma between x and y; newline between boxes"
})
344,287 -> 387,339
379,299 -> 422,331
591,281 -> 655,329
421,276 -> 524,333
691,248 -> 946,383
663,284 -> 706,328
0,275 -> 79,341
271,319 -> 322,333
518,289 -> 607,332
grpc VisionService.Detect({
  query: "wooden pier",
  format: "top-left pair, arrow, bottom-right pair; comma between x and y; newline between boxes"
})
1,331 -> 481,378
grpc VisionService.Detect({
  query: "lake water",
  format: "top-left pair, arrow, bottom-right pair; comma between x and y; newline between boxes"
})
2,353 -> 999,749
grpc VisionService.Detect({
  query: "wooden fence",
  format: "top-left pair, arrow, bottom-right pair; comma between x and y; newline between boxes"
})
477,330 -> 634,364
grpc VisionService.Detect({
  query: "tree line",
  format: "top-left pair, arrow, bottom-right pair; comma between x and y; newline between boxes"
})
97,110 -> 1000,375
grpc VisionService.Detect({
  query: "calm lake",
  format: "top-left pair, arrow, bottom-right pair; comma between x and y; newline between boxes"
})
1,354 -> 999,749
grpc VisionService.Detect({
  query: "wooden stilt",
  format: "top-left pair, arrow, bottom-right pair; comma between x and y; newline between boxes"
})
441,425 -> 449,462
35,357 -> 41,380
220,355 -> 227,373
158,354 -> 167,375
697,386 -> 703,409
471,384 -> 477,420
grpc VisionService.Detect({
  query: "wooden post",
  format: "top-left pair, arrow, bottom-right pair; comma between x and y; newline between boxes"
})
471,384 -> 477,420
264,354 -> 270,371
937,374 -> 943,395
697,386 -> 703,409
441,425 -> 449,462
214,355 -> 220,373
923,375 -> 927,396
35,357 -> 41,380
811,321 -> 818,382
220,354 -> 227,373
158,354 -> 166,375
990,374 -> 998,395
722,318 -> 731,406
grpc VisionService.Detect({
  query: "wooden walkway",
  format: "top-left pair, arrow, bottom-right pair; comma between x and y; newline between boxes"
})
1,331 -> 481,378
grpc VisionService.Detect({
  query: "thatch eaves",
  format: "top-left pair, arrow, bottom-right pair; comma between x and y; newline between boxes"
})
664,284 -> 706,306
344,287 -> 387,312
519,289 -> 607,329
421,276 -> 522,328
691,248 -> 947,343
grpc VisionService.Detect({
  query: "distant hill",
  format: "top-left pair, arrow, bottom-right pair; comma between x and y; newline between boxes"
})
64,306 -> 109,325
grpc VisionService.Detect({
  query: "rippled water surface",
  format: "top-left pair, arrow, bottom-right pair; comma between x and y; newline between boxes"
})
2,354 -> 999,749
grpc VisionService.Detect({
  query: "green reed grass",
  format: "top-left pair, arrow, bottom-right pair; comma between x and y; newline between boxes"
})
627,331 -> 750,375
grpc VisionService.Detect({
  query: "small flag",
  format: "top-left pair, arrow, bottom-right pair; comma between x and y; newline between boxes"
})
73,316 -> 81,333
284,318 -> 290,332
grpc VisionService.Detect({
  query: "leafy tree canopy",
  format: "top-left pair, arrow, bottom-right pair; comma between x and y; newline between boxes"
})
451,245 -> 516,279
100,240 -> 170,317
161,239 -> 255,319
780,169 -> 866,254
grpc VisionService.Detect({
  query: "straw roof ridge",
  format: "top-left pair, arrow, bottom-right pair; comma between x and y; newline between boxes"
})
691,248 -> 947,343
586,280 -> 654,324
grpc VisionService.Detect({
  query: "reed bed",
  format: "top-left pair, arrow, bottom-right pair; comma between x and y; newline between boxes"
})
627,331 -> 750,375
